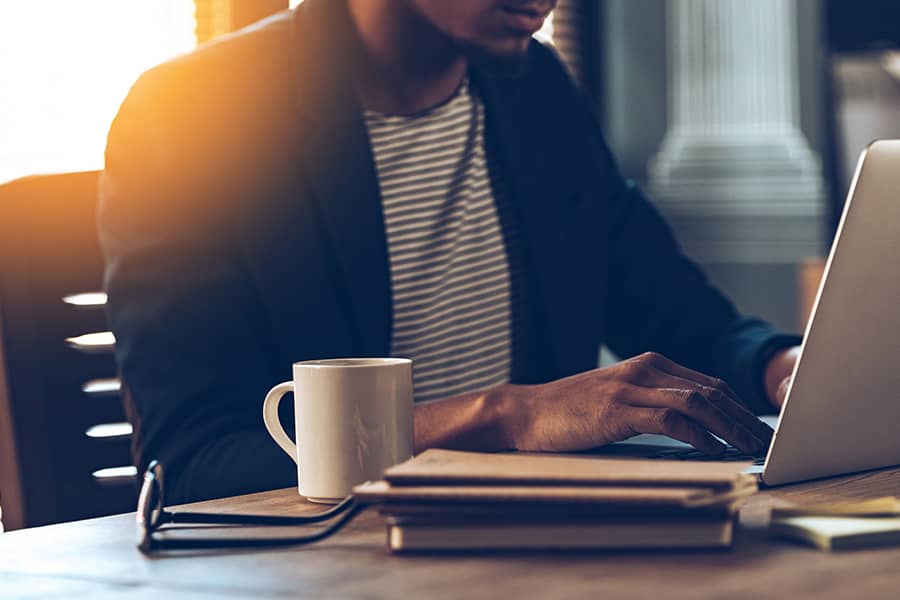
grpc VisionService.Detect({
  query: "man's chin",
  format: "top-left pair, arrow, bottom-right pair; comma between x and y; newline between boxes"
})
462,40 -> 533,78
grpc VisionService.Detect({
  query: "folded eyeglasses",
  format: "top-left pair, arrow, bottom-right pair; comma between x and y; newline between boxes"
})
136,460 -> 365,554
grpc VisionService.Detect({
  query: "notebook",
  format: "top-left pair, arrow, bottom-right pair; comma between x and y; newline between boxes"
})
387,518 -> 735,552
353,480 -> 752,512
382,449 -> 756,491
770,496 -> 900,518
770,516 -> 900,550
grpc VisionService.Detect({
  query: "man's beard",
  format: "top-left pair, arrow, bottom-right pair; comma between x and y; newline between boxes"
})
460,40 -> 533,78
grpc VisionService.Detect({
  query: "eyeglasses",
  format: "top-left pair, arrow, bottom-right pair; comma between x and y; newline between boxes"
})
136,460 -> 365,554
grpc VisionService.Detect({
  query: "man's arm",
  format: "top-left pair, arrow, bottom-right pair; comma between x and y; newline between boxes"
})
587,138 -> 801,413
414,350 -> 775,456
599,178 -> 801,414
413,347 -> 801,456
413,45 -> 799,454
99,66 -> 295,504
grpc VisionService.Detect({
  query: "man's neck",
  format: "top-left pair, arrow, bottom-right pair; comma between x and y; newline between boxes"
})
346,0 -> 468,115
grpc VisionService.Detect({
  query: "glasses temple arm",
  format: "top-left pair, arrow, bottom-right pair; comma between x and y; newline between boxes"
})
161,494 -> 359,526
144,499 -> 368,553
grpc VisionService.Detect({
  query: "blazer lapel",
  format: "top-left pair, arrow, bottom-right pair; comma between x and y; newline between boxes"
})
287,0 -> 391,356
475,68 -> 594,379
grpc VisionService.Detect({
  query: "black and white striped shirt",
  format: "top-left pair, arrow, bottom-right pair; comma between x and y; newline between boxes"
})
365,79 -> 513,403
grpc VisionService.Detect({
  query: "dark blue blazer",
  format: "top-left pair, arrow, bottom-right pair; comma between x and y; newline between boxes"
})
99,0 -> 798,503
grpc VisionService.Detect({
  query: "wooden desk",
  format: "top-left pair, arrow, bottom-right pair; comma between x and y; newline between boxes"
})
3,468 -> 900,599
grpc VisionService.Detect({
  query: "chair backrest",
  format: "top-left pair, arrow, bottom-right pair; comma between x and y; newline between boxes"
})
0,171 -> 136,529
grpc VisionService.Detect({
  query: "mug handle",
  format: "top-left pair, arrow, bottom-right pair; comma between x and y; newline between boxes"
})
262,381 -> 299,464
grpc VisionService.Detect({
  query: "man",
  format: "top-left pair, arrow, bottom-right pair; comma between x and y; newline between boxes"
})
99,0 -> 801,504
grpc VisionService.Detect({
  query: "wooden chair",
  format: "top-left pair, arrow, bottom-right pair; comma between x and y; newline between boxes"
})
0,172 -> 135,530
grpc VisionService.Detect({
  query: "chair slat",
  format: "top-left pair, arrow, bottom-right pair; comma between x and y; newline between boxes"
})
82,377 -> 122,397
85,422 -> 132,440
62,292 -> 108,308
65,331 -> 116,353
92,466 -> 138,487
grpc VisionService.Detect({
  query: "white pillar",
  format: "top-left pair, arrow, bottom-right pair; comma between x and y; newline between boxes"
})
649,0 -> 824,264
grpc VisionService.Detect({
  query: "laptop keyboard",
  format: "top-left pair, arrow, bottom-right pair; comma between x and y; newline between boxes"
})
647,446 -> 766,465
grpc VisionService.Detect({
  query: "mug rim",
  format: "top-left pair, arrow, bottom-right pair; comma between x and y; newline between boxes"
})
293,357 -> 411,368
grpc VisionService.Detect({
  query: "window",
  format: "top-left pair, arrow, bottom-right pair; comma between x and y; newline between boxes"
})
0,1 -> 196,184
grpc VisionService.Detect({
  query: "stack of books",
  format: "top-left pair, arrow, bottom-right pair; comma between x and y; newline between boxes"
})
353,449 -> 757,552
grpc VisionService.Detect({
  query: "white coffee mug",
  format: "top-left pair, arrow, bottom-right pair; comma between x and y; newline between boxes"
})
262,358 -> 414,504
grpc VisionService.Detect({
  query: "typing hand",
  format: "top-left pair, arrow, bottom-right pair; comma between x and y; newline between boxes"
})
500,352 -> 773,457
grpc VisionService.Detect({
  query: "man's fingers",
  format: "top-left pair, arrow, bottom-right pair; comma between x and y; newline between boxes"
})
621,385 -> 767,455
775,376 -> 791,409
625,406 -> 726,456
640,352 -> 740,400
642,366 -> 773,448
629,353 -> 774,447
701,386 -> 774,447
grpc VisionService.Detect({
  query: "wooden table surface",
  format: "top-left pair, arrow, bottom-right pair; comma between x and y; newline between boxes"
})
3,467 -> 900,599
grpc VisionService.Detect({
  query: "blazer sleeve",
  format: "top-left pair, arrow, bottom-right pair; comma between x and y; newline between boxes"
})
600,173 -> 801,414
98,66 -> 295,504
526,42 -> 800,414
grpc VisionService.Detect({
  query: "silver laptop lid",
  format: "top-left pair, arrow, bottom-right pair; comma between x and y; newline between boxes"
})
763,139 -> 900,485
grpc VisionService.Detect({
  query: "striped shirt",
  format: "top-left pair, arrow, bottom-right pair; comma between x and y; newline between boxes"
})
365,79 -> 513,403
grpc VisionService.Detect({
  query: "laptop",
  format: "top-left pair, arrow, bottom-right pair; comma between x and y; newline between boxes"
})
606,140 -> 900,486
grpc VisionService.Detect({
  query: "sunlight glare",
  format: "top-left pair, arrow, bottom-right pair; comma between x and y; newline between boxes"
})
0,0 -> 555,185
0,1 -> 196,184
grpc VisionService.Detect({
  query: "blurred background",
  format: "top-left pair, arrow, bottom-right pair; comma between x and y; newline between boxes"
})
1,0 -> 899,531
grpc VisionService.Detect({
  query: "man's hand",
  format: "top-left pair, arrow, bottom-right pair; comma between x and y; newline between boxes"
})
495,352 -> 773,457
764,346 -> 801,409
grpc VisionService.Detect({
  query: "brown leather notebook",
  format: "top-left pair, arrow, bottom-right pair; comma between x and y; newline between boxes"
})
353,480 -> 752,510
386,518 -> 735,552
382,449 -> 755,491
